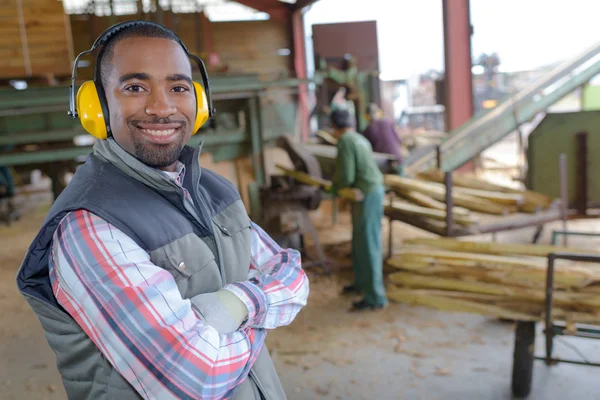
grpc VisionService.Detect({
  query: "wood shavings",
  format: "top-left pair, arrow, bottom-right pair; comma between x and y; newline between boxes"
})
313,385 -> 330,396
409,364 -> 424,379
394,344 -> 427,358
470,335 -> 486,345
322,356 -> 353,366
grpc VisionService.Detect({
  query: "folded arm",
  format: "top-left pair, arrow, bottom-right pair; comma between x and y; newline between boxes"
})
222,222 -> 309,330
49,210 -> 265,400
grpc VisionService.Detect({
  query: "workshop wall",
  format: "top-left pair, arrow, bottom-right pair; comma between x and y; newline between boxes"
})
0,0 -> 73,79
68,14 -> 293,80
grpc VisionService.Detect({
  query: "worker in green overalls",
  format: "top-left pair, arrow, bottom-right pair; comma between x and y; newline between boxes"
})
329,109 -> 388,311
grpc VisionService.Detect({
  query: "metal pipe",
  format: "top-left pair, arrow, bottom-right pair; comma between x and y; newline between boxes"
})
388,192 -> 394,259
559,153 -> 568,246
534,357 -> 600,367
545,254 -> 556,365
576,132 -> 588,216
444,171 -> 454,236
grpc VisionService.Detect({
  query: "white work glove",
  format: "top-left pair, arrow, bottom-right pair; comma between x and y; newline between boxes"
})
190,290 -> 249,335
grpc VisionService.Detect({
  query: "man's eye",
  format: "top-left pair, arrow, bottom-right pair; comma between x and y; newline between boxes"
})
172,86 -> 189,93
125,85 -> 145,93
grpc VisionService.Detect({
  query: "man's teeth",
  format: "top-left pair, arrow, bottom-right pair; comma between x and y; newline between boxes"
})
141,128 -> 176,136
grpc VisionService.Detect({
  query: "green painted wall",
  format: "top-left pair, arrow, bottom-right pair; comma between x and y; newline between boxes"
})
582,85 -> 600,110
527,111 -> 600,205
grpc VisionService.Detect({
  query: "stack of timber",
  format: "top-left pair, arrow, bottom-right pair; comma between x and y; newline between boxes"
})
1,0 -> 73,79
387,238 -> 600,324
383,169 -> 558,233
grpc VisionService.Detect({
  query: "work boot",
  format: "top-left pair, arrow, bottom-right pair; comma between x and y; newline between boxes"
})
350,299 -> 387,312
341,283 -> 362,295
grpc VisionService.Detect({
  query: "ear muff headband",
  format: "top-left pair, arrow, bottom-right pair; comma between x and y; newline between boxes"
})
68,20 -> 215,139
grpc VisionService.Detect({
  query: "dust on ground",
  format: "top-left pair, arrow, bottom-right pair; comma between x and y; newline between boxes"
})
2,194 -> 600,399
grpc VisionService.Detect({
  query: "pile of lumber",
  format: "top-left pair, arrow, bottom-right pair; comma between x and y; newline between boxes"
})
383,169 -> 557,229
387,238 -> 600,324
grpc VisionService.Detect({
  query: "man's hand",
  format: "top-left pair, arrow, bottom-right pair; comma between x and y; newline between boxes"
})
338,187 -> 364,202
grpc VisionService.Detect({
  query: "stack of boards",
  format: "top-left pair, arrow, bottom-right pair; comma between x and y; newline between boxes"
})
387,238 -> 600,324
1,0 -> 73,79
384,169 -> 557,230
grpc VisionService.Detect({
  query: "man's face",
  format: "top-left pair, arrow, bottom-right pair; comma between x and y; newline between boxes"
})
104,37 -> 196,170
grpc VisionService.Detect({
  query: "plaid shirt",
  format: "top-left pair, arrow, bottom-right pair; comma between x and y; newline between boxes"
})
48,162 -> 309,399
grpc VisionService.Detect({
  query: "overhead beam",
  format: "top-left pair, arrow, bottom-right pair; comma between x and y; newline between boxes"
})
442,0 -> 474,171
233,0 -> 291,22
292,0 -> 320,11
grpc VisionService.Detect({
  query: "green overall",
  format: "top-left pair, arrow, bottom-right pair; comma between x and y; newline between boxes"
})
332,131 -> 388,306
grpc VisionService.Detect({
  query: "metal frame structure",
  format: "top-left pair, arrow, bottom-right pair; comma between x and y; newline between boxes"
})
511,244 -> 600,398
386,147 -> 581,260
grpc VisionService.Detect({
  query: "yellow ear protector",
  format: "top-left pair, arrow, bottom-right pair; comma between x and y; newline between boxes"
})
68,20 -> 215,140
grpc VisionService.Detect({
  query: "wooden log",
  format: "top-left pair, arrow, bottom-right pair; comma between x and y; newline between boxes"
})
275,164 -> 364,202
387,287 -> 600,324
452,186 -> 524,206
403,237 -> 600,257
384,174 -> 514,215
396,190 -> 471,217
387,249 -> 600,290
385,201 -> 476,226
387,287 -> 539,321
389,272 -> 600,309
383,211 -> 447,236
417,168 -> 554,211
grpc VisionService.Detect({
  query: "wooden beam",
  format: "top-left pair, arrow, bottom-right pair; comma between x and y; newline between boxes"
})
233,0 -> 291,22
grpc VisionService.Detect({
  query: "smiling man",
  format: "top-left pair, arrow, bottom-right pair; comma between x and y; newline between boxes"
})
17,22 -> 309,400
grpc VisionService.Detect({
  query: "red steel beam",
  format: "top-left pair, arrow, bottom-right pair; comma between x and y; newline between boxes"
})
233,0 -> 291,22
442,0 -> 474,171
442,0 -> 473,131
292,9 -> 309,141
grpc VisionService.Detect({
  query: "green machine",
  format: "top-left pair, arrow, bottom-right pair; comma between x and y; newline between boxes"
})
527,110 -> 600,213
0,74 -> 315,201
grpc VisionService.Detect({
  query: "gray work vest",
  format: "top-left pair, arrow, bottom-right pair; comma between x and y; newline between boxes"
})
16,142 -> 286,400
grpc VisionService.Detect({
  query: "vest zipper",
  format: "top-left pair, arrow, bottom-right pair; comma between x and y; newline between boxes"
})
248,370 -> 269,400
188,164 -> 226,286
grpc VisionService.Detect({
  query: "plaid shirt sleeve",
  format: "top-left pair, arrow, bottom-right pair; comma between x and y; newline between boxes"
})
48,210 -> 266,400
223,222 -> 310,330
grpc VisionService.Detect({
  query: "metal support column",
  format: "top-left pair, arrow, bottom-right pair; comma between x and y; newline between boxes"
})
576,132 -> 588,216
442,0 -> 474,170
559,154 -> 568,246
292,9 -> 310,142
248,95 -> 266,187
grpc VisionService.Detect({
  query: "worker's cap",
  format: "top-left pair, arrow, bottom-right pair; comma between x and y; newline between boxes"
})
368,103 -> 381,115
331,109 -> 353,129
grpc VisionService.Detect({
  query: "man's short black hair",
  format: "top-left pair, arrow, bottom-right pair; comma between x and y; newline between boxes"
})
97,23 -> 180,87
330,109 -> 353,129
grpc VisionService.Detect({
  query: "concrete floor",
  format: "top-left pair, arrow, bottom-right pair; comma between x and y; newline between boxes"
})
2,189 -> 600,399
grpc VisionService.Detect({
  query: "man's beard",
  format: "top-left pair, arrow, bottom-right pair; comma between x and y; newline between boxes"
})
129,119 -> 186,168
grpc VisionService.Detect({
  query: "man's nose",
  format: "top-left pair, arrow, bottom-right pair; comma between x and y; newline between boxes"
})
145,89 -> 176,118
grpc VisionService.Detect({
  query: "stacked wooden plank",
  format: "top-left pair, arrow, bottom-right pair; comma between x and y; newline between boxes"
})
383,169 -> 557,230
0,0 -> 73,79
387,238 -> 600,324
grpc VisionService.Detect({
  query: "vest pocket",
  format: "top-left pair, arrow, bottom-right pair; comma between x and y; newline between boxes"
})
150,234 -> 222,295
